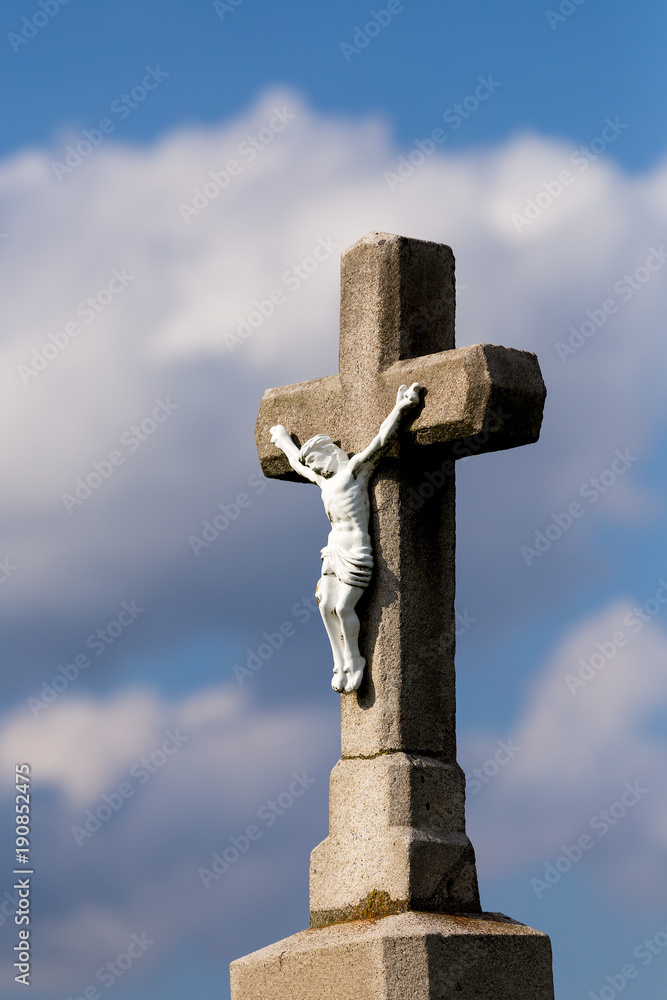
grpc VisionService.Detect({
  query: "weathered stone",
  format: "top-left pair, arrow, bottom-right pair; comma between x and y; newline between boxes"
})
230,910 -> 555,1000
235,233 -> 554,997
255,234 -> 546,763
255,343 -> 545,480
310,753 -> 480,926
255,233 -> 544,481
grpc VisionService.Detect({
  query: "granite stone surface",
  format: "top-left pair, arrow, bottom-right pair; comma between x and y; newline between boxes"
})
237,233 -> 554,998
231,911 -> 555,1000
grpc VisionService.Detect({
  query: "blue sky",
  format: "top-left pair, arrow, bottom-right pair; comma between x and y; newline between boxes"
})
3,0 -> 665,169
1,2 -> 667,998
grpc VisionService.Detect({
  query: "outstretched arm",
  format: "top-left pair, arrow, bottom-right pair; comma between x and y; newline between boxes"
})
349,383 -> 422,479
269,425 -> 322,485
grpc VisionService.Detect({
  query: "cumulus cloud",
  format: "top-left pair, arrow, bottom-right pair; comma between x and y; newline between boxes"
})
0,683 -> 335,992
464,597 -> 667,908
2,86 -> 667,991
1,87 -> 666,671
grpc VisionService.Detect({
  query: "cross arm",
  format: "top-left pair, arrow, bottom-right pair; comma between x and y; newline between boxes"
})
255,374 -> 344,482
379,343 -> 546,455
255,343 -> 546,481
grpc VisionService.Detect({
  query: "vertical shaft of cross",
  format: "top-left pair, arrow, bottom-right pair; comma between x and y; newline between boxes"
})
337,234 -> 459,761
309,234 -> 480,926
345,452 -> 457,757
338,232 -> 456,386
254,232 -> 546,927
235,235 -> 554,999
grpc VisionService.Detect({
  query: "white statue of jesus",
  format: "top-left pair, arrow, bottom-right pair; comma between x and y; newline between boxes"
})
270,382 -> 422,693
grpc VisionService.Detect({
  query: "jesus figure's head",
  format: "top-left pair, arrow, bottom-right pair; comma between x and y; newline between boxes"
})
299,435 -> 348,478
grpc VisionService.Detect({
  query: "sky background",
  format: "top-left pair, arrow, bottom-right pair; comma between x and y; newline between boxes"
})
0,1 -> 666,997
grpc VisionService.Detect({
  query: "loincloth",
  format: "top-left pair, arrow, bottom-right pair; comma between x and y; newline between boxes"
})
320,542 -> 373,590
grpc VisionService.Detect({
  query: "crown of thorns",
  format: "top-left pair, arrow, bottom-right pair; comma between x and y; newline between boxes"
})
298,434 -> 340,462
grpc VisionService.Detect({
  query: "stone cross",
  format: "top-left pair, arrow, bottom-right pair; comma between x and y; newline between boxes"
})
253,233 -> 546,929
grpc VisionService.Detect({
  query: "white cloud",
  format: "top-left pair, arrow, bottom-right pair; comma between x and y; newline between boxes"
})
0,682 -> 335,991
0,688 -> 164,806
2,86 -> 667,987
1,88 -> 666,635
464,598 -> 667,906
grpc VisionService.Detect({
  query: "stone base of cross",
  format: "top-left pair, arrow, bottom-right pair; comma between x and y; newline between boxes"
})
231,234 -> 555,999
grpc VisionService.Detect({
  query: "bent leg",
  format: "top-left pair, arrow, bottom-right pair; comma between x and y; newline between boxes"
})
335,583 -> 366,692
316,574 -> 346,692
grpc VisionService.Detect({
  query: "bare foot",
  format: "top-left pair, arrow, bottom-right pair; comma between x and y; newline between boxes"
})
332,667 -> 347,693
343,657 -> 366,693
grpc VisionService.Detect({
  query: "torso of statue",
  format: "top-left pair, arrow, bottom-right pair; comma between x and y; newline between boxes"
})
320,468 -> 371,551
